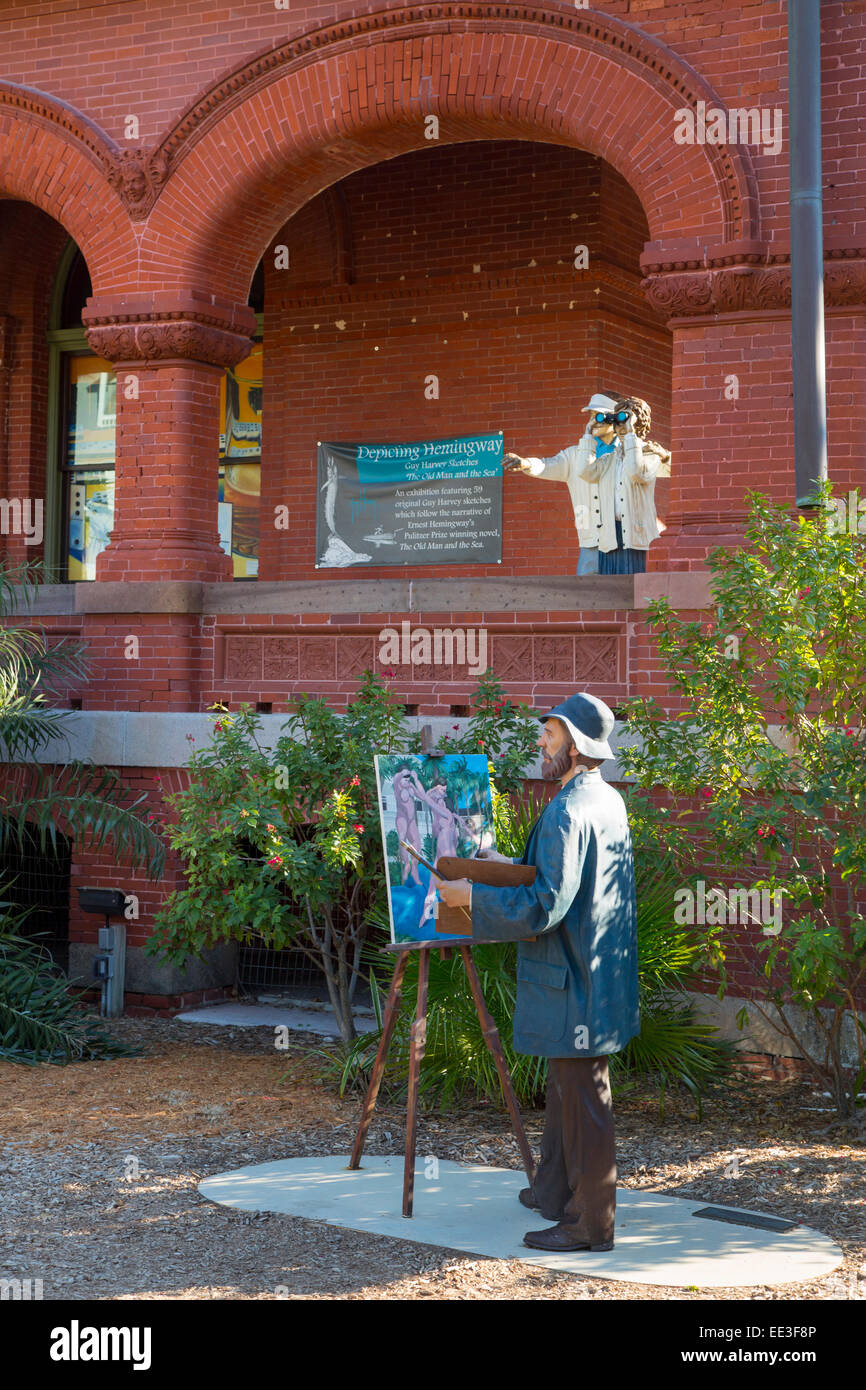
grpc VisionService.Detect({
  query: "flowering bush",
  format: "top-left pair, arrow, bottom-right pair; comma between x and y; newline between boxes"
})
147,669 -> 542,1043
422,669 -> 541,794
147,671 -> 409,1043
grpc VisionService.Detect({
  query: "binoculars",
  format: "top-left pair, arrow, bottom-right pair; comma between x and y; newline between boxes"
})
593,410 -> 631,425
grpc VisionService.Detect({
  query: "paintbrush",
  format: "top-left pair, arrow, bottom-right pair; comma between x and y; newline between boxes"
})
398,838 -> 472,922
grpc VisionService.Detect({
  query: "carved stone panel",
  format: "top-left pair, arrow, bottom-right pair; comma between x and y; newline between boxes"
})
263,638 -> 299,680
338,637 -> 376,678
298,637 -> 336,679
491,636 -> 533,681
225,636 -> 263,680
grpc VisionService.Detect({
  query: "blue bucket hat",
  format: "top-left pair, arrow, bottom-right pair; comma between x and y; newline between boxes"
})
541,692 -> 615,760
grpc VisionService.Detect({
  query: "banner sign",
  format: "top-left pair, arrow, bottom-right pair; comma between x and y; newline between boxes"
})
316,432 -> 503,568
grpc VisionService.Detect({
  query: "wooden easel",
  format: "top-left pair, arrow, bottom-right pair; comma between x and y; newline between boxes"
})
348,938 -> 536,1216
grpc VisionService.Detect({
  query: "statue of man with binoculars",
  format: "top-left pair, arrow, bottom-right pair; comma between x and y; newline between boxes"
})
504,392 -> 670,574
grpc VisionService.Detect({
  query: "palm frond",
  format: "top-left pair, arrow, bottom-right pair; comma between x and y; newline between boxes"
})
1,764 -> 166,877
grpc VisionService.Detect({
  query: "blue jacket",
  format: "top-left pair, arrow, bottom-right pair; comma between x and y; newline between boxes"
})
470,769 -> 640,1057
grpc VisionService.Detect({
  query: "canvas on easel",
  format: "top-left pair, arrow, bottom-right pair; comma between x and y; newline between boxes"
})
374,752 -> 495,944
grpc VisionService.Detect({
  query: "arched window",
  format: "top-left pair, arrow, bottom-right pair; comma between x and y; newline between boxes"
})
48,245 -> 264,580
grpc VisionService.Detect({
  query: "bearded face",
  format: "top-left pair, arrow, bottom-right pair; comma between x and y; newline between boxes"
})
541,741 -> 576,782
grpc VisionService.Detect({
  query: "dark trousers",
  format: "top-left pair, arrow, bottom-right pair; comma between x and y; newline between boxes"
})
529,1056 -> 617,1243
597,519 -> 647,575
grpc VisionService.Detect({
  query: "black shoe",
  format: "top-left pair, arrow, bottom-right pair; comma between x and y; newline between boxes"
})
519,1188 -> 565,1221
523,1223 -> 614,1253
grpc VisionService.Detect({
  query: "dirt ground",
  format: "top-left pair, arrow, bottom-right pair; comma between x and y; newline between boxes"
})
1,1015 -> 864,1301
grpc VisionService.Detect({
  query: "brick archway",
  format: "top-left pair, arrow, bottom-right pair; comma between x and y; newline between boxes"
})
0,83 -> 139,290
136,1 -> 760,302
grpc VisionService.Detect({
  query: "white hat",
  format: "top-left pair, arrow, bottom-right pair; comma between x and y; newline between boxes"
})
582,394 -> 619,415
541,692 -> 616,760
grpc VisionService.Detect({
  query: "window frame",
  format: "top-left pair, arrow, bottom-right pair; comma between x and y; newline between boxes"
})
47,239 -> 264,582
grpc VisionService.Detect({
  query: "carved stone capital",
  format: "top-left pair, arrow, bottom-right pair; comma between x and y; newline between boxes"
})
643,251 -> 866,319
82,295 -> 257,367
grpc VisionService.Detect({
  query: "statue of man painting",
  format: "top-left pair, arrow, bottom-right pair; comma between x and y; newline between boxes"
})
437,692 -> 640,1252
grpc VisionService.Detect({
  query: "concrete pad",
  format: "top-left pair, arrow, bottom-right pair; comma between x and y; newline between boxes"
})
175,1002 -> 375,1037
198,1155 -> 844,1289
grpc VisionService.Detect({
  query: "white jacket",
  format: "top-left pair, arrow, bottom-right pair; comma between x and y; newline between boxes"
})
525,431 -> 665,553
522,446 -> 600,549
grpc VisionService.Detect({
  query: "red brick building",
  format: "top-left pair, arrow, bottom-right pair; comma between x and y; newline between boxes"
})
1,2 -> 863,1050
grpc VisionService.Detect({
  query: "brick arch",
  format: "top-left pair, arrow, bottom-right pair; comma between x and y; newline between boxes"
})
137,2 -> 760,302
0,82 -> 139,291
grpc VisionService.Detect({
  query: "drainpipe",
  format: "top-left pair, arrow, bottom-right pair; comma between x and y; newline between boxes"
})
788,0 -> 827,506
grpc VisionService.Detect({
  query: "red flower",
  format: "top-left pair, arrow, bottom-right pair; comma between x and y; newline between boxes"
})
266,823 -> 276,832
453,725 -> 459,731
266,856 -> 284,866
353,823 -> 364,833
801,586 -> 811,595
701,787 -> 713,799
845,728 -> 855,737
350,775 -> 361,786
215,722 -> 223,732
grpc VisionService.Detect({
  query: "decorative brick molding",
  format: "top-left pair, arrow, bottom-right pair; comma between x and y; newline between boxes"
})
151,2 -> 757,244
642,249 -> 866,320
104,148 -> 171,220
0,7 -> 759,240
82,293 -> 257,367
222,629 -> 622,688
0,80 -> 167,221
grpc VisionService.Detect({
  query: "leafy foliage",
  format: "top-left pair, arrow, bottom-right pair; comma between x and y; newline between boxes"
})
148,672 -> 410,1043
618,486 -> 866,1119
151,670 -> 544,1044
0,560 -> 164,1066
0,560 -> 166,875
417,668 -> 542,793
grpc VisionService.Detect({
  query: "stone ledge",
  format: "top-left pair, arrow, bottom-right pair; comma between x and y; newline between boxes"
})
0,710 -> 638,773
9,575 -> 642,617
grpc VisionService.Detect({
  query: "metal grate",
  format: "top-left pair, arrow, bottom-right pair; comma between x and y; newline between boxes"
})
237,942 -> 326,992
0,823 -> 71,973
232,833 -> 328,994
692,1207 -> 799,1233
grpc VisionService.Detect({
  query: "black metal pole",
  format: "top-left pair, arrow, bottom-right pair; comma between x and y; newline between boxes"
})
788,0 -> 827,506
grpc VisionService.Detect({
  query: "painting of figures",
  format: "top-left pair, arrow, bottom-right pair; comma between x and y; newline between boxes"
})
374,753 -> 496,944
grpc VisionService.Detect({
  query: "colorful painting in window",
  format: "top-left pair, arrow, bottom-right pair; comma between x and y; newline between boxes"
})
218,462 -> 260,578
67,472 -> 115,581
66,355 -> 116,469
219,345 -> 262,458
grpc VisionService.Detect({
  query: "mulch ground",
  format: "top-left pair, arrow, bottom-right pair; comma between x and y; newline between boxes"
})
1,1015 -> 863,1300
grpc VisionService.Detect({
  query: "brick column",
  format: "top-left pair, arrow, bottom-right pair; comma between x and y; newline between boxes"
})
640,238 -> 866,571
83,293 -> 256,581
